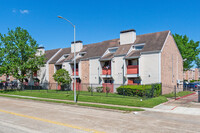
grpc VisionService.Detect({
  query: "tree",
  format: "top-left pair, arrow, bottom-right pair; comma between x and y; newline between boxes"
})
173,34 -> 200,70
195,57 -> 200,68
53,69 -> 71,85
0,27 -> 45,85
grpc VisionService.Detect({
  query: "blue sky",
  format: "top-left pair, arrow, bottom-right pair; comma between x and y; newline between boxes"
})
0,0 -> 199,50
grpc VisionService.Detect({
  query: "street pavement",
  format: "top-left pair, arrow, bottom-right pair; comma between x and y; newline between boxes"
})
0,97 -> 200,133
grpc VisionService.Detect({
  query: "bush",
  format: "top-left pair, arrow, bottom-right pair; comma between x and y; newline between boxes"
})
116,84 -> 161,98
96,87 -> 103,93
87,86 -> 92,92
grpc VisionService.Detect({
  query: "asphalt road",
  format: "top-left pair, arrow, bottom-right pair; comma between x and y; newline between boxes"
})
0,97 -> 200,133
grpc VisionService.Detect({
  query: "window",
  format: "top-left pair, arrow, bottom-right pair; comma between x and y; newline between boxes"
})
104,79 -> 113,83
128,60 -> 138,65
109,48 -> 117,53
103,61 -> 111,68
79,52 -> 86,57
64,54 -> 69,58
133,43 -> 145,50
134,45 -> 144,50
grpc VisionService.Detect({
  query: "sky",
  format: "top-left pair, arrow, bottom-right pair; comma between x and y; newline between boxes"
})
0,0 -> 199,50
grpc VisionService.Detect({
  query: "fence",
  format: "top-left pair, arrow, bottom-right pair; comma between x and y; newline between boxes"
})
0,82 -> 162,99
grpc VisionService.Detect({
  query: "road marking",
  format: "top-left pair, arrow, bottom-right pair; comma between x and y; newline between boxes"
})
0,109 -> 105,133
171,106 -> 177,110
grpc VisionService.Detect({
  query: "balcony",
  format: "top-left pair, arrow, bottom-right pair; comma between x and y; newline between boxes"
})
126,65 -> 139,78
127,65 -> 139,74
72,69 -> 79,76
102,68 -> 111,75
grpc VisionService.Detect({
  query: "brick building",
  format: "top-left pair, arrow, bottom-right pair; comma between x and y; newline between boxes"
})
34,29 -> 183,94
183,68 -> 200,81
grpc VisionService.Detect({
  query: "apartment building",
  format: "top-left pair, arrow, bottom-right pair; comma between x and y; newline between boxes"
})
36,29 -> 183,94
183,68 -> 199,81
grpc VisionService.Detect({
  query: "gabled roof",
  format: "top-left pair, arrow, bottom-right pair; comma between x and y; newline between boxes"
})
49,48 -> 71,64
125,30 -> 169,58
45,30 -> 169,64
45,48 -> 61,63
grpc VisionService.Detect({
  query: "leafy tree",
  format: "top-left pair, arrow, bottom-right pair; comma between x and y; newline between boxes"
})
195,57 -> 200,68
53,69 -> 71,84
173,34 -> 200,70
0,27 -> 45,84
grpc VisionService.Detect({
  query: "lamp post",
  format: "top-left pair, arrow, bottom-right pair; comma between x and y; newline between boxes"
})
58,16 -> 76,103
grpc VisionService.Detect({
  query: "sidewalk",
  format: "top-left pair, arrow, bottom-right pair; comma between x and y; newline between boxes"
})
1,93 -> 200,116
151,92 -> 200,116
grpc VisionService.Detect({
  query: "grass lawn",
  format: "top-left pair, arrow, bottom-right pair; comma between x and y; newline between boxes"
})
0,90 -> 167,108
0,94 -> 144,112
163,91 -> 194,98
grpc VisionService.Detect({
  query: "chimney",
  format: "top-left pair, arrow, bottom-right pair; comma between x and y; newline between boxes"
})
120,29 -> 136,45
36,46 -> 45,56
71,41 -> 83,53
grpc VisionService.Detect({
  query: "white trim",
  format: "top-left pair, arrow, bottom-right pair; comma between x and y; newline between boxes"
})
101,75 -> 112,78
161,31 -> 170,52
101,47 -> 118,58
126,74 -> 139,78
133,43 -> 146,46
140,50 -> 160,54
126,45 -> 134,55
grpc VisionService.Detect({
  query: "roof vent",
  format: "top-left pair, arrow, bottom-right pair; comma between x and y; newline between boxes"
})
120,29 -> 136,45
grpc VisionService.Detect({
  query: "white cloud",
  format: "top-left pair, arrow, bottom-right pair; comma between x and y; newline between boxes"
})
20,9 -> 29,14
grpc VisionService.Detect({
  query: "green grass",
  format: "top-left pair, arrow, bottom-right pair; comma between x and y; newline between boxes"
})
163,91 -> 194,98
0,90 -> 167,108
0,94 -> 144,112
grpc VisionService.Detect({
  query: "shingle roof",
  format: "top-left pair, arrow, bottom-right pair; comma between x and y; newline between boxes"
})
100,53 -> 115,61
64,53 -> 79,62
45,48 -> 61,63
79,39 -> 120,60
45,30 -> 169,64
55,59 -> 65,65
125,30 -> 169,58
49,48 -> 71,64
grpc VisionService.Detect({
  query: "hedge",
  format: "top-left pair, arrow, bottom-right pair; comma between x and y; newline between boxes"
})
116,83 -> 162,98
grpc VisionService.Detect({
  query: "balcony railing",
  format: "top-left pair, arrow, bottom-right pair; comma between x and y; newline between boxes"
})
72,69 -> 79,76
102,68 -> 111,75
127,65 -> 139,74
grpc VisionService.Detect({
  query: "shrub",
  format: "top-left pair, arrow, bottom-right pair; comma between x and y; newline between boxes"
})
87,86 -> 92,92
96,87 -> 103,93
116,83 -> 161,98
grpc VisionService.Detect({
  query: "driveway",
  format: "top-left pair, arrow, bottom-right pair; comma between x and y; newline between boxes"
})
0,97 -> 200,133
153,92 -> 200,115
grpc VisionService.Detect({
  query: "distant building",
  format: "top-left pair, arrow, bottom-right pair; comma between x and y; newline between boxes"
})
184,68 -> 199,81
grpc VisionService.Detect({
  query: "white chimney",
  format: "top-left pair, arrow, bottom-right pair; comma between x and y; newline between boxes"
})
120,29 -> 136,45
36,46 -> 45,56
71,41 -> 83,53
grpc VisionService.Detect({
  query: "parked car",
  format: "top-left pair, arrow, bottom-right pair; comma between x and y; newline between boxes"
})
188,82 -> 200,91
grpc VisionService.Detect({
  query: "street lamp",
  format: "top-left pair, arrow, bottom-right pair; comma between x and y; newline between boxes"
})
58,16 -> 77,103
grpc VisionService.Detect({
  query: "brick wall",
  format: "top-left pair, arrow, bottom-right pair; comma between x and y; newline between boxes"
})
194,68 -> 199,80
48,64 -> 57,89
0,74 -> 15,81
161,34 -> 183,94
80,60 -> 90,91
